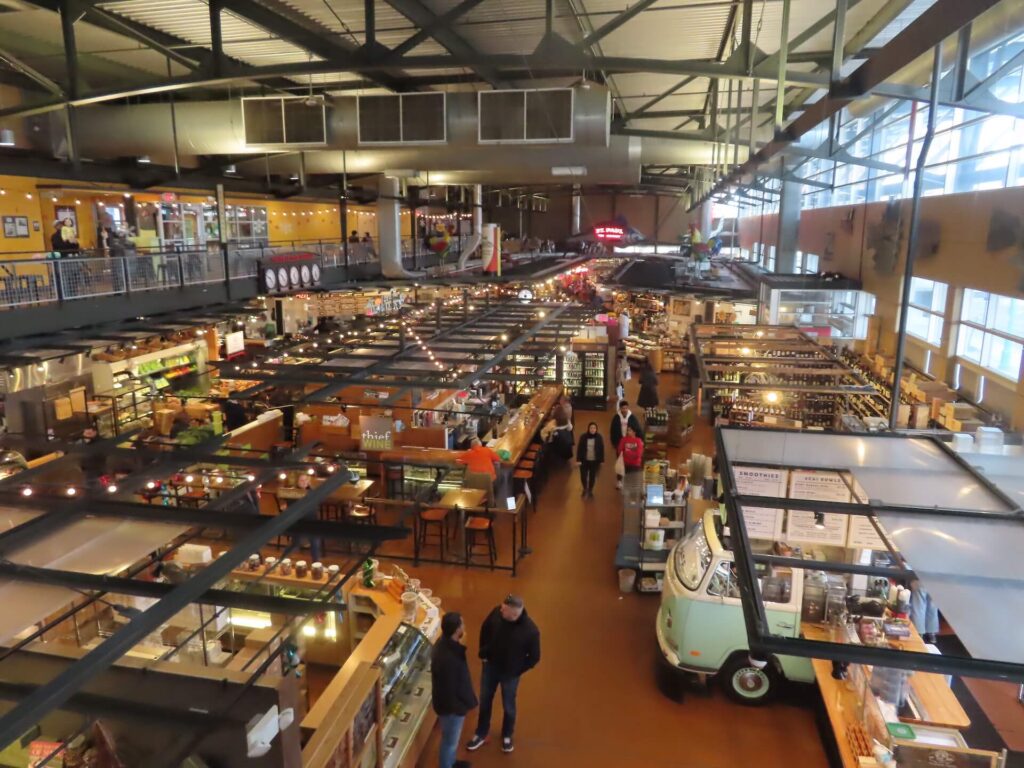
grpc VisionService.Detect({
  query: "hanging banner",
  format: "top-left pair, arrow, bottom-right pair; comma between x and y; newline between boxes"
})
733,466 -> 787,541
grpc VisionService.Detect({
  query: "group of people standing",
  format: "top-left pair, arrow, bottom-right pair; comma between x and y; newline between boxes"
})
431,595 -> 542,768
574,356 -> 660,500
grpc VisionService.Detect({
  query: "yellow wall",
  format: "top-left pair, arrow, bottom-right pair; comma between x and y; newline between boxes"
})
738,185 -> 1024,427
0,176 -> 47,255
0,174 -> 392,255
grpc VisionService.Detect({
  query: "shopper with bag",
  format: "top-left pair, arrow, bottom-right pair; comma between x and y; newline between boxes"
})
610,400 -> 644,490
576,422 -> 604,498
617,425 -> 646,508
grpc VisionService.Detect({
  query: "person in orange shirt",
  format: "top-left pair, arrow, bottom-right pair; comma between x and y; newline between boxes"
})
458,438 -> 503,479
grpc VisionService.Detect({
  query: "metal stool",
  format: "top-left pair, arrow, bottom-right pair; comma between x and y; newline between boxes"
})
513,469 -> 535,514
465,512 -> 497,568
418,507 -> 449,560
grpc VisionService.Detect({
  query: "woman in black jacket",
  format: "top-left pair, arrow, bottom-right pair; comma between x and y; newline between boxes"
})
576,421 -> 605,498
637,358 -> 660,410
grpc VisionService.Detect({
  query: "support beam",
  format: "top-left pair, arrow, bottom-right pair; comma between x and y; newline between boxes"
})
0,562 -> 345,617
365,0 -> 376,46
391,0 -> 488,57
0,48 -> 64,96
381,0 -> 502,86
831,0 -> 847,87
581,0 -> 659,48
773,0 -> 790,133
209,0 -> 224,77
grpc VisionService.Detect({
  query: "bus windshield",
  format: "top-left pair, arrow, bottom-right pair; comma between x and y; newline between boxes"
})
673,524 -> 713,591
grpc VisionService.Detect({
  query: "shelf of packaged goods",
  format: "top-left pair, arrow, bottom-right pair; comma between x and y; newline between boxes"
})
134,356 -> 196,377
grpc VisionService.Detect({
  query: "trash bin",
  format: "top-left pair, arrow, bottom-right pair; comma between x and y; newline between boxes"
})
618,568 -> 637,593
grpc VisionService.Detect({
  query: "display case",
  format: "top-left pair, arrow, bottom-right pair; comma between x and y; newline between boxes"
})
89,382 -> 154,437
756,276 -> 876,340
374,623 -> 434,768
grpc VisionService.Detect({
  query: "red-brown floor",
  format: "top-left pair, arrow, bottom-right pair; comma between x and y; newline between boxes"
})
400,375 -> 829,768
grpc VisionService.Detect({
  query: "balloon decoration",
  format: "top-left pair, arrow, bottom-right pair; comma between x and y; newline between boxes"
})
427,224 -> 452,257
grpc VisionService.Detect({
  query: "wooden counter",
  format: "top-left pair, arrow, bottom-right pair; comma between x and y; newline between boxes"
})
489,384 -> 561,465
380,385 -> 561,469
803,622 -> 970,768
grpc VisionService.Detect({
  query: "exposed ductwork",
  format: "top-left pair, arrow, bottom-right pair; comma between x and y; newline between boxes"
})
24,87 -> 718,186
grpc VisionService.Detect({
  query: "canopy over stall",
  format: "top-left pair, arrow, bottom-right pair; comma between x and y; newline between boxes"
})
716,426 -> 1024,682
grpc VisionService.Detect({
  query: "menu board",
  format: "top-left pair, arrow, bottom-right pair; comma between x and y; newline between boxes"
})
732,466 -> 787,541
846,515 -> 887,550
786,470 -> 851,546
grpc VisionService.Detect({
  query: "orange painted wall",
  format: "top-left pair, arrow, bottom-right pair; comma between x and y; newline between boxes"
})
738,185 -> 1024,426
0,176 -> 47,255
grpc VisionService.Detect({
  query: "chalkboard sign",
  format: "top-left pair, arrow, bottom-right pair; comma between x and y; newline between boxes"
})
894,743 -> 999,768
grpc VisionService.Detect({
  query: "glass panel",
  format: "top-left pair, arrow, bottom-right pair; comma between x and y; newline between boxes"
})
907,306 -> 943,346
909,277 -> 947,312
961,289 -> 990,325
958,325 -> 985,363
990,294 -> 1024,338
982,334 -> 1023,380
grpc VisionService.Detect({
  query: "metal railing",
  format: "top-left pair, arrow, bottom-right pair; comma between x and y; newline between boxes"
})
0,233 -> 488,310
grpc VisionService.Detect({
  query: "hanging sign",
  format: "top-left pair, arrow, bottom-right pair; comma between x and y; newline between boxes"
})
593,223 -> 625,242
733,466 -> 787,541
359,415 -> 394,451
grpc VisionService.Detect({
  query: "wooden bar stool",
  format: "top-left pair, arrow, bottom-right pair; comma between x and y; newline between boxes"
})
347,503 -> 377,525
319,502 -> 344,521
465,512 -> 497,568
517,459 -> 536,471
418,507 -> 449,560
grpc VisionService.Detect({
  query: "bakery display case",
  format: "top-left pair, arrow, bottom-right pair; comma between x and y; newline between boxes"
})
375,623 -> 433,768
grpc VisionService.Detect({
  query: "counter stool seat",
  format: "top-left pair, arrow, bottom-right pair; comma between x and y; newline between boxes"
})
517,459 -> 536,470
418,507 -> 449,560
465,513 -> 496,568
348,504 -> 377,525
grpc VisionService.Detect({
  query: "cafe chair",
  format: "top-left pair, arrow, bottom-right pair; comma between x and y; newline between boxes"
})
418,506 -> 450,560
465,510 -> 497,569
386,464 -> 406,499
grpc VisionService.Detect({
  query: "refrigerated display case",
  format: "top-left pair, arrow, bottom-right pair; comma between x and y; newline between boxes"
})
375,623 -> 433,768
755,274 -> 875,340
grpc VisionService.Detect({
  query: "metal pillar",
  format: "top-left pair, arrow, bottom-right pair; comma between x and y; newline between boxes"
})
58,0 -> 80,170
890,46 -> 942,430
775,163 -> 800,273
378,176 -> 405,278
472,184 -> 483,235
216,183 -> 230,299
773,0 -> 790,135
571,184 -> 582,234
341,151 -> 350,267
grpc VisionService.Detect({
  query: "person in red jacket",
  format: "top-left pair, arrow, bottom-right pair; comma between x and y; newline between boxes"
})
617,425 -> 645,508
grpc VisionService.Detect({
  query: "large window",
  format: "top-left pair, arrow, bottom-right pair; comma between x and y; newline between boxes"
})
956,289 -> 1024,380
905,277 -> 948,347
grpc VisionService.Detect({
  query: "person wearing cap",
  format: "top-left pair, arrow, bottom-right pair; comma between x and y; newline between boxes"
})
432,613 -> 478,768
466,595 -> 541,755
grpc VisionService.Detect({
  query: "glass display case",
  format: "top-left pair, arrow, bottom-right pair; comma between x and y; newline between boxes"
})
757,277 -> 876,340
374,623 -> 433,768
90,382 -> 154,437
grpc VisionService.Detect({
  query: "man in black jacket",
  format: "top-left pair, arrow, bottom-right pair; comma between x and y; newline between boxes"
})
432,613 -> 478,768
466,595 -> 541,755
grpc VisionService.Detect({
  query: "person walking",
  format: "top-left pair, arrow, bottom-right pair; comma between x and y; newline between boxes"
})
610,400 -> 644,490
576,422 -> 604,498
637,358 -> 660,412
466,595 -> 541,755
432,613 -> 478,768
618,424 -> 645,509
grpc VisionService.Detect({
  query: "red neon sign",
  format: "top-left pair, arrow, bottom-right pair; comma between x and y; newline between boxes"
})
594,225 -> 625,242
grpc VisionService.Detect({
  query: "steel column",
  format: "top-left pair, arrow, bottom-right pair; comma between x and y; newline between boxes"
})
890,46 -> 942,430
773,0 -> 790,134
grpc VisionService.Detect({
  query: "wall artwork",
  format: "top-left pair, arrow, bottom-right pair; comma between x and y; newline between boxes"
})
1,216 -> 30,238
866,200 -> 903,274
986,207 -> 1024,289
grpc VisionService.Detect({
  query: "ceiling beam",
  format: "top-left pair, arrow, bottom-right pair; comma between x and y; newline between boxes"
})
391,0 -> 489,57
219,0 -> 408,92
0,47 -> 64,95
380,0 -> 503,87
581,0 -> 659,49
694,0 -> 1004,209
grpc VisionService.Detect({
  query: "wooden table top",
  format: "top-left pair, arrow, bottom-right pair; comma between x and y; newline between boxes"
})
439,488 -> 488,509
802,621 -> 970,732
274,477 -> 376,502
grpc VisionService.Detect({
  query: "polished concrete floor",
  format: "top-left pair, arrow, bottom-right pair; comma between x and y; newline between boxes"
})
403,375 -> 829,768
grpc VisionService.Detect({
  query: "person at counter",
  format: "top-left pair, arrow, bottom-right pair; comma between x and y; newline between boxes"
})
432,613 -> 478,768
909,578 -> 939,644
458,438 -> 502,503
